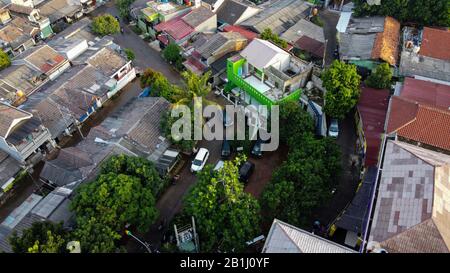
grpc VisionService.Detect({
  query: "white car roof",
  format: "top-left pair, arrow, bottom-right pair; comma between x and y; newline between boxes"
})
195,148 -> 208,159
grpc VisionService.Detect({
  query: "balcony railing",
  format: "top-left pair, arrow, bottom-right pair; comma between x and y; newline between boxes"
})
15,128 -> 51,159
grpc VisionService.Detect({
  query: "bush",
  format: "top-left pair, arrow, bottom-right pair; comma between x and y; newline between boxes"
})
124,48 -> 135,61
0,50 -> 11,70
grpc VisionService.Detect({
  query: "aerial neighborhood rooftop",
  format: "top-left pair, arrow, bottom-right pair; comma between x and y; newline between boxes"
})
0,0 -> 448,257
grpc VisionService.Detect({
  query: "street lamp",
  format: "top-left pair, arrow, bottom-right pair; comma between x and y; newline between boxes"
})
125,230 -> 152,253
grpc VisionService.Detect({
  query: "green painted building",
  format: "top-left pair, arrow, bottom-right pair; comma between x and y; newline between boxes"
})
225,39 -> 313,111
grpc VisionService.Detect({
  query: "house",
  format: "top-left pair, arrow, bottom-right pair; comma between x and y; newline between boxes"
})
37,0 -> 84,28
399,27 -> 450,84
7,3 -> 54,39
137,0 -> 192,38
155,6 -> 216,47
201,0 -> 225,12
0,3 -> 12,25
0,63 -> 46,105
356,87 -> 390,167
339,16 -> 400,69
40,96 -> 170,187
12,44 -> 70,80
367,140 -> 450,253
9,0 -> 46,8
222,24 -> 258,41
0,190 -> 74,253
280,19 -> 325,59
387,96 -> 450,153
0,102 -> 53,163
262,219 -> 356,253
240,0 -> 310,35
225,38 -> 313,122
0,150 -> 22,196
215,0 -> 261,26
183,31 -> 247,75
0,17 -> 37,56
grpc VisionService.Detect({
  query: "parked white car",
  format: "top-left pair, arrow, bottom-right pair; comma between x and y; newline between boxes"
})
328,119 -> 339,138
190,148 -> 210,173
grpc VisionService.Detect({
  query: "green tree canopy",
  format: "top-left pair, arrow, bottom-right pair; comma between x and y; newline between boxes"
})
322,60 -> 361,119
100,154 -> 166,197
0,50 -> 11,70
163,43 -> 182,67
184,157 -> 261,252
260,133 -> 342,227
9,221 -> 68,253
260,28 -> 288,49
365,62 -> 392,89
116,0 -> 135,20
352,0 -> 450,27
279,101 -> 315,145
91,14 -> 120,36
139,68 -> 181,102
72,216 -> 121,253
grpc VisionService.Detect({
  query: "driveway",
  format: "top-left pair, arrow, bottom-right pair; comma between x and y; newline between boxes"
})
312,110 -> 360,229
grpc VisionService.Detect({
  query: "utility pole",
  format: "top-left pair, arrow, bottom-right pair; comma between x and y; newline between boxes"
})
125,230 -> 152,253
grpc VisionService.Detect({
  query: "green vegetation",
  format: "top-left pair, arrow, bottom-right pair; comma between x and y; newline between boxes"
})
311,15 -> 324,27
160,110 -> 196,153
184,157 -> 261,252
365,62 -> 392,90
91,14 -> 120,36
163,43 -> 183,70
260,102 -> 341,227
116,0 -> 135,20
124,48 -> 135,61
140,68 -> 181,102
353,0 -> 450,27
278,100 -> 314,146
322,60 -> 361,119
260,28 -> 288,49
0,50 -> 11,70
68,155 -> 161,253
9,221 -> 68,253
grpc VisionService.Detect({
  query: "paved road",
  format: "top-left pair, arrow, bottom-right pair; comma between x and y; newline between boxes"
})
91,2 -> 181,84
313,110 -> 360,228
319,9 -> 339,67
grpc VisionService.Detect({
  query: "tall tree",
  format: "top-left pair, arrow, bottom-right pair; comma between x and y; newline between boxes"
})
71,173 -> 158,234
260,133 -> 342,227
279,101 -> 315,145
184,157 -> 261,252
352,0 -> 450,27
365,62 -> 392,89
174,70 -> 213,106
163,43 -> 182,67
91,14 -> 120,36
139,68 -> 180,102
322,60 -> 361,119
9,221 -> 68,253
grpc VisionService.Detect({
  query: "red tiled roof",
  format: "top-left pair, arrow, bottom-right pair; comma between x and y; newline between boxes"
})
420,27 -> 450,61
295,36 -> 325,58
401,77 -> 450,110
154,16 -> 194,41
40,54 -> 66,74
223,25 -> 258,41
387,96 -> 450,151
386,96 -> 418,133
357,87 -> 390,166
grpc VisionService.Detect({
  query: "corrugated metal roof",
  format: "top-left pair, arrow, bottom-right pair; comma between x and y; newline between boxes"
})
263,219 -> 356,253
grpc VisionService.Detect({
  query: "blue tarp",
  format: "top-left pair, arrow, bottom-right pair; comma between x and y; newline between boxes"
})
139,87 -> 152,98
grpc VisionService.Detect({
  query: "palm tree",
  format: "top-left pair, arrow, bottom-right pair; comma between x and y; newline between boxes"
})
173,70 -> 216,108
